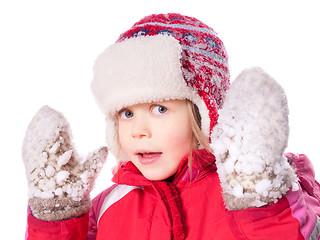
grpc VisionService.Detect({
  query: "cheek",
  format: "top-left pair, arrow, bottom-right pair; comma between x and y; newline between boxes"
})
165,122 -> 193,151
118,123 -> 129,152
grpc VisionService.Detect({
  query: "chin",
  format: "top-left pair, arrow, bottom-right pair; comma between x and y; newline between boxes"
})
142,170 -> 176,181
144,174 -> 166,181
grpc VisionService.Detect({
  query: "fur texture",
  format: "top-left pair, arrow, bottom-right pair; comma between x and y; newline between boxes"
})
92,35 -> 207,161
211,67 -> 298,210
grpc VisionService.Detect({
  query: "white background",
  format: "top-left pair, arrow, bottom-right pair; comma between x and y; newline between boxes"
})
1,0 -> 319,238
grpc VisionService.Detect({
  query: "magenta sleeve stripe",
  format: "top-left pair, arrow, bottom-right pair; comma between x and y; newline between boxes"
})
286,186 -> 319,239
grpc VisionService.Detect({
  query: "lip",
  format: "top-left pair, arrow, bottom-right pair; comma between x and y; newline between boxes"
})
136,151 -> 162,165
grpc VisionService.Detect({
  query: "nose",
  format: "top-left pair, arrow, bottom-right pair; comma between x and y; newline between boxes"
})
131,115 -> 151,139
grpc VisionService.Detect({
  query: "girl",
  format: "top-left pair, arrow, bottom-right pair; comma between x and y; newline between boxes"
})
23,13 -> 320,239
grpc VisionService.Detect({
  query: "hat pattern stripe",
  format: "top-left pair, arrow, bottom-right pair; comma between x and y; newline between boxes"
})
181,45 -> 227,65
134,22 -> 217,36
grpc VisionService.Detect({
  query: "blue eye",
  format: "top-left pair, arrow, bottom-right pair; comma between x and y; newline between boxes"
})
119,109 -> 134,119
152,105 -> 167,115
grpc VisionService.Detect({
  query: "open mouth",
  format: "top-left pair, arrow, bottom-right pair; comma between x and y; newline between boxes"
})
136,152 -> 162,164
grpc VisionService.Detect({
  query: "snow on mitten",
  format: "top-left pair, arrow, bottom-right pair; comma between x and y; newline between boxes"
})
211,67 -> 298,210
22,106 -> 108,221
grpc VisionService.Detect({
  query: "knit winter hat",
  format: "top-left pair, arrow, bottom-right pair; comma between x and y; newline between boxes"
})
91,13 -> 230,160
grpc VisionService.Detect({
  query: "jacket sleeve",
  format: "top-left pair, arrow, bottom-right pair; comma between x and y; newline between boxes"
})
225,153 -> 320,240
225,197 -> 305,240
25,207 -> 89,240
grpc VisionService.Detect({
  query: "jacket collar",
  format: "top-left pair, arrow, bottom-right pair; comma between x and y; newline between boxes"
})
111,149 -> 216,240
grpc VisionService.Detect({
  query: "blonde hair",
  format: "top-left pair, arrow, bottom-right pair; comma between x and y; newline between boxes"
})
187,100 -> 211,152
186,100 -> 213,172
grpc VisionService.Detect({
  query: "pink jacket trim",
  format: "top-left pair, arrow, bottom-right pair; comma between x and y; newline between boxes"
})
286,186 -> 317,239
285,153 -> 320,239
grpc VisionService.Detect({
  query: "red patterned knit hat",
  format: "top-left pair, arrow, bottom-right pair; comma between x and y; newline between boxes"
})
92,13 -> 230,160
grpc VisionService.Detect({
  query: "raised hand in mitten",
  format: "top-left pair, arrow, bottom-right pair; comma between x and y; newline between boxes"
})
22,106 -> 107,221
211,67 -> 298,210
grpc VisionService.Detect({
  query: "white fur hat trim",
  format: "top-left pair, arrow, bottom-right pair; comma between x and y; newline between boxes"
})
91,35 -> 209,160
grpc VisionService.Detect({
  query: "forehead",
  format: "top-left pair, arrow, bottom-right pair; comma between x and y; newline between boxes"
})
119,99 -> 188,110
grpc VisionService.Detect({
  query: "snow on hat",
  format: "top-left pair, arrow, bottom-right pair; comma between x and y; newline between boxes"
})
91,13 -> 230,160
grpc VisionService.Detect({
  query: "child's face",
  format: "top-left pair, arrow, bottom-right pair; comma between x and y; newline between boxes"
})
117,100 -> 193,181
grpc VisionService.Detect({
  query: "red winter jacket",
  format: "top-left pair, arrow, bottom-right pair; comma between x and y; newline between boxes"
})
26,150 -> 320,240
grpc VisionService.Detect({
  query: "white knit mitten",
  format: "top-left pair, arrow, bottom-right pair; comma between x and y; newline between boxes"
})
211,67 -> 298,210
22,106 -> 107,221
